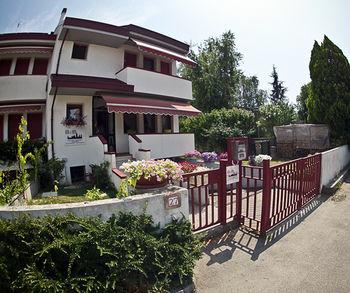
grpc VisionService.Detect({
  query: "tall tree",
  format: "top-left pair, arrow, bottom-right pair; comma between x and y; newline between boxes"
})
308,35 -> 350,142
236,75 -> 267,111
296,83 -> 311,122
270,65 -> 287,103
180,31 -> 242,112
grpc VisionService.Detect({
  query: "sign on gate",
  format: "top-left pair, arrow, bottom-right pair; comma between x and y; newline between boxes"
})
226,164 -> 239,184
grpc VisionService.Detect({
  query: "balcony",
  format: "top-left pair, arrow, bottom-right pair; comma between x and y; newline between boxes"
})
0,75 -> 47,102
129,133 -> 195,159
116,67 -> 193,100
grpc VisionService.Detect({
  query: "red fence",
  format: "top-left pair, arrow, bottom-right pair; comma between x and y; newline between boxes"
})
182,153 -> 322,235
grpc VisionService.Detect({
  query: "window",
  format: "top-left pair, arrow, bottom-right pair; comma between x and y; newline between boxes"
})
0,59 -> 12,76
70,166 -> 86,183
8,114 -> 22,141
160,61 -> 171,75
124,52 -> 137,68
27,113 -> 43,139
124,113 -> 137,133
14,58 -> 30,75
0,115 -> 3,141
162,115 -> 172,133
143,57 -> 155,71
32,58 -> 49,75
144,114 -> 156,133
71,43 -> 88,59
66,104 -> 83,121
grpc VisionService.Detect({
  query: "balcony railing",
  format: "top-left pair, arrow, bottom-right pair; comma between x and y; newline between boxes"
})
116,67 -> 193,100
128,133 -> 195,159
0,75 -> 47,102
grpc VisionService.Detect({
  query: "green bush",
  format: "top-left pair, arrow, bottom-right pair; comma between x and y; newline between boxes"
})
39,157 -> 65,190
0,139 -> 47,163
84,186 -> 103,200
180,107 -> 256,152
90,161 -> 114,190
0,213 -> 202,292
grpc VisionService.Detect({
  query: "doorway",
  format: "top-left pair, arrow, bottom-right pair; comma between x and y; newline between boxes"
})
92,96 -> 116,152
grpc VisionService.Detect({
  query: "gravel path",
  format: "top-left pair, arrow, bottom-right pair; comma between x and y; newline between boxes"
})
194,174 -> 350,293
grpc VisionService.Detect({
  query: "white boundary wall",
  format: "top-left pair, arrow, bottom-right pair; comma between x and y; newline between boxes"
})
0,186 -> 188,228
321,145 -> 350,187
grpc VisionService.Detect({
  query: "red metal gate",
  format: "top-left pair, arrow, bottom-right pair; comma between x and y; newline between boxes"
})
183,154 -> 321,234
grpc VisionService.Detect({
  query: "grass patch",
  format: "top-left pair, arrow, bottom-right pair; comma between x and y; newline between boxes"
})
28,183 -> 115,205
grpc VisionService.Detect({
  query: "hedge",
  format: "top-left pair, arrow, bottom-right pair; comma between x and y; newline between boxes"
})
0,213 -> 202,292
180,107 -> 256,152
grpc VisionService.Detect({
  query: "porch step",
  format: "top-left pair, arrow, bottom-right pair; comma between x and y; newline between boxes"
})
116,153 -> 133,168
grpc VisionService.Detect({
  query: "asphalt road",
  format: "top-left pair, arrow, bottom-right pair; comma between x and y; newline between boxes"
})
194,175 -> 350,293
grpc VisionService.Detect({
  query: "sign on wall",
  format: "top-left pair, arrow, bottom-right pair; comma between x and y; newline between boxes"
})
64,128 -> 85,145
164,192 -> 182,210
226,164 -> 239,184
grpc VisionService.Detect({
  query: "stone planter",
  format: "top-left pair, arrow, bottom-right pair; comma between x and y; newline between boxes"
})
135,175 -> 167,189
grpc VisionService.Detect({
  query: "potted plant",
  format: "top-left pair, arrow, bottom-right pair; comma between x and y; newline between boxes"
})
120,159 -> 183,190
184,150 -> 202,164
61,115 -> 87,127
201,152 -> 218,169
253,154 -> 272,166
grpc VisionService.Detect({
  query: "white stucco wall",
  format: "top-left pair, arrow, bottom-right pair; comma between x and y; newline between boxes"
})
0,75 -> 47,102
0,186 -> 189,228
52,95 -> 106,184
321,145 -> 350,187
57,41 -> 124,78
116,67 -> 193,100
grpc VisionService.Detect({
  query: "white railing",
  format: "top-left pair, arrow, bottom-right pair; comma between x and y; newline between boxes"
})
0,75 -> 47,102
116,67 -> 193,100
129,133 -> 195,159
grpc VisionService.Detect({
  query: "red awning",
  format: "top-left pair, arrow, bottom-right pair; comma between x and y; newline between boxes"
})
103,96 -> 201,116
131,39 -> 196,67
0,104 -> 44,114
0,46 -> 53,55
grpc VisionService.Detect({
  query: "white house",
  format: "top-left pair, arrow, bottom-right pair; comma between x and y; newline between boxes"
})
0,8 -> 200,185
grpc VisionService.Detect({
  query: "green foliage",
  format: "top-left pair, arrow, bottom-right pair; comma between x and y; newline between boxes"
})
39,157 -> 65,191
258,102 -> 296,138
85,186 -> 103,200
308,35 -> 350,144
0,139 -> 46,164
236,75 -> 267,111
270,65 -> 287,104
180,31 -> 242,112
90,161 -> 114,190
0,213 -> 202,292
180,107 -> 256,151
296,83 -> 311,121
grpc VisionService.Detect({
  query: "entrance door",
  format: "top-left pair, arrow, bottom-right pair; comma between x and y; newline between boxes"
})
93,97 -> 116,152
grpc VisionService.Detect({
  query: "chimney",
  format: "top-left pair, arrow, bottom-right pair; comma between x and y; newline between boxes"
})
54,8 -> 67,34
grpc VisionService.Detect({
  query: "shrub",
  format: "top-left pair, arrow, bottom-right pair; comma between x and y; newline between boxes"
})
0,213 -> 202,292
39,157 -> 65,190
85,186 -> 103,200
180,107 -> 256,152
90,161 -> 114,190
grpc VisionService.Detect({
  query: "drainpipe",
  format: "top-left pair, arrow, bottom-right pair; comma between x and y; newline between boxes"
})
50,29 -> 68,157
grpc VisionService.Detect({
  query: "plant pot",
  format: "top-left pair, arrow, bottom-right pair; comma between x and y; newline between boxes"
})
205,161 -> 219,169
135,175 -> 168,189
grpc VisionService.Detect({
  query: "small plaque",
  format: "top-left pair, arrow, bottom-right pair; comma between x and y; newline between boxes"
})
164,192 -> 182,210
226,165 -> 239,184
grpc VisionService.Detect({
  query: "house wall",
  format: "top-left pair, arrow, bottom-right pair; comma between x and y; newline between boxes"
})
52,95 -> 105,184
321,145 -> 350,187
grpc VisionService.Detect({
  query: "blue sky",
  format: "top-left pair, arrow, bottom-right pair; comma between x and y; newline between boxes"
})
0,0 -> 349,103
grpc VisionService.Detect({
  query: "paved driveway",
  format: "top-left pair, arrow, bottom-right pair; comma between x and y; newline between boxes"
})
194,175 -> 350,293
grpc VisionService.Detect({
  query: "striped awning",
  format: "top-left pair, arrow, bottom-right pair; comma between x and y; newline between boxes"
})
103,96 -> 201,116
0,46 -> 53,55
0,104 -> 44,113
131,39 -> 196,67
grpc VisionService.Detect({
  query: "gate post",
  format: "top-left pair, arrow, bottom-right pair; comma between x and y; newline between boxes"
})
234,160 -> 243,224
260,159 -> 272,236
219,159 -> 228,225
297,159 -> 305,210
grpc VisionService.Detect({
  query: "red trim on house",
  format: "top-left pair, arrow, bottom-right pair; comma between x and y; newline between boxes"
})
121,66 -> 190,81
112,168 -> 127,179
103,96 -> 201,117
129,133 -> 142,143
27,113 -> 43,139
0,104 -> 44,114
138,148 -> 151,152
0,46 -> 53,54
8,113 -> 22,141
0,33 -> 56,42
51,74 -> 134,92
97,135 -> 108,145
